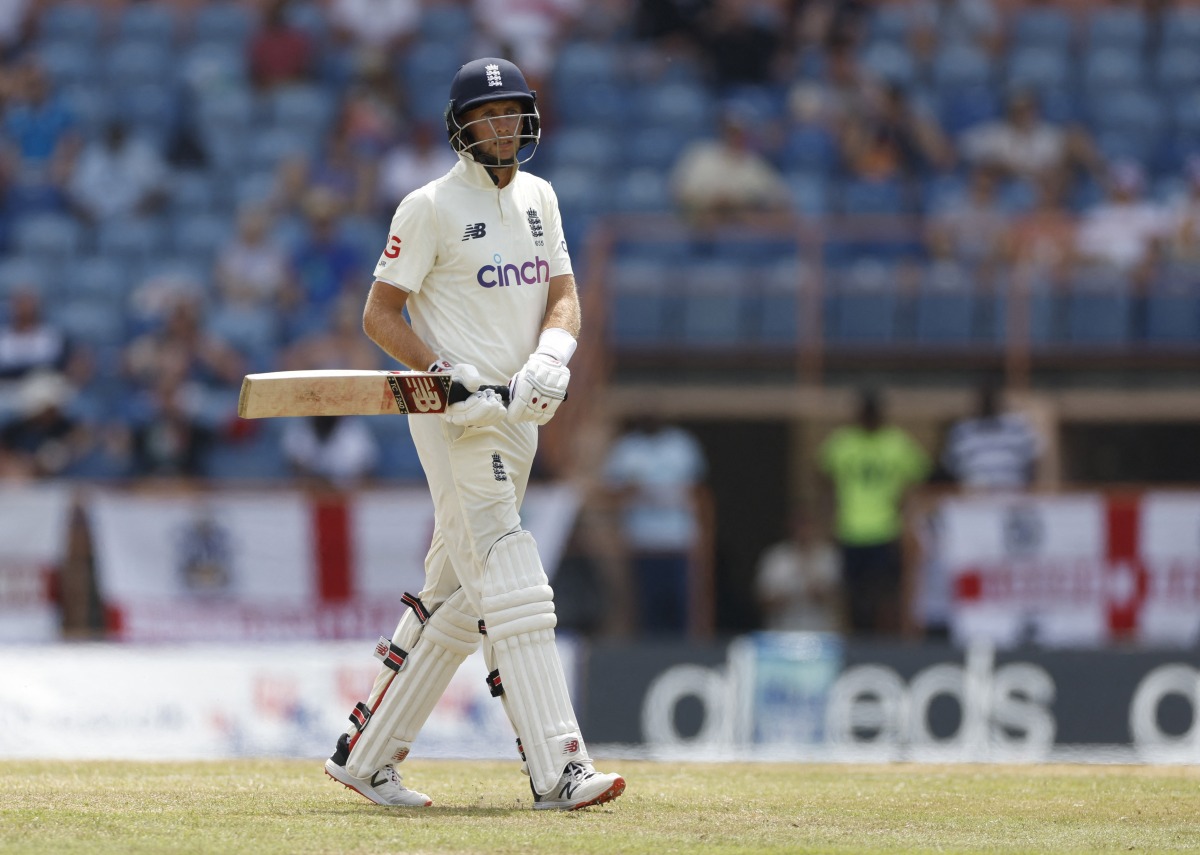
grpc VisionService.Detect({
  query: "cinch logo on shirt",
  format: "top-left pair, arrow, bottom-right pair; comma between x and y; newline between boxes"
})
476,254 -> 550,288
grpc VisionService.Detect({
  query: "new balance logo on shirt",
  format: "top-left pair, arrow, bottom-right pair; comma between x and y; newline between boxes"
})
462,222 -> 487,240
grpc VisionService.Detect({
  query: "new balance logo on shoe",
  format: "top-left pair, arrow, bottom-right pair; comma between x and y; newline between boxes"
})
462,222 -> 486,240
370,771 -> 390,789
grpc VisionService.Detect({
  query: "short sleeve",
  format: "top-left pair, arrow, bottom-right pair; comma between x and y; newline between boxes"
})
372,191 -> 438,293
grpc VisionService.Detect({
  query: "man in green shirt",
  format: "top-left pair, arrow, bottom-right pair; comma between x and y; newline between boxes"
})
819,389 -> 931,636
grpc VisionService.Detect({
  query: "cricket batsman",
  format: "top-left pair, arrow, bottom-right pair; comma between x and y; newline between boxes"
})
322,56 -> 626,811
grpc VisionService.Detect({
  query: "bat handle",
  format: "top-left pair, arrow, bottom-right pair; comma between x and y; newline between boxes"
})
448,381 -> 511,405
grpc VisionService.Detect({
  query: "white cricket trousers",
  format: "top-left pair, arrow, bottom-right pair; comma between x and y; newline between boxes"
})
407,415 -> 539,613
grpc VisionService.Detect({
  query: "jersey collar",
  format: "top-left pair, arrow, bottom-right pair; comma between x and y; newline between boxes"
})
454,153 -> 519,190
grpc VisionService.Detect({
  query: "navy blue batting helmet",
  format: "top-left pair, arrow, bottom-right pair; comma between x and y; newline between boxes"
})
444,57 -> 541,165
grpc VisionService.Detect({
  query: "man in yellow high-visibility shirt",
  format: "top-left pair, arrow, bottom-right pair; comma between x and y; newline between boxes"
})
819,388 -> 931,636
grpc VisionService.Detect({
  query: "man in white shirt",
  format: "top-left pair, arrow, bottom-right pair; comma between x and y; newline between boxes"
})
323,57 -> 624,812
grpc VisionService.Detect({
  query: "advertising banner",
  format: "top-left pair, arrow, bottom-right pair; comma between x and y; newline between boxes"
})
584,636 -> 1200,763
0,639 -> 578,761
88,484 -> 579,642
0,484 -> 72,642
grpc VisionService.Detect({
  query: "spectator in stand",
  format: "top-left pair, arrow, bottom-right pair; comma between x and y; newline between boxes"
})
908,0 -> 1003,62
338,52 -> 407,161
66,120 -> 169,224
1074,160 -> 1172,290
1005,174 -> 1078,284
0,56 -> 80,213
123,292 -> 245,395
603,414 -> 708,637
1165,155 -> 1200,264
376,120 -> 458,213
472,0 -> 583,88
925,165 -> 1009,274
839,81 -> 956,208
278,292 -> 383,371
0,286 -> 70,382
670,107 -> 790,229
0,370 -> 87,480
308,121 -> 376,217
941,381 -> 1043,492
248,0 -> 315,91
283,187 -> 365,321
328,0 -> 419,57
281,414 -> 380,489
958,89 -> 1101,192
819,388 -> 931,637
215,203 -> 290,309
697,0 -> 788,89
125,352 -> 215,478
0,0 -> 34,60
754,507 -> 843,633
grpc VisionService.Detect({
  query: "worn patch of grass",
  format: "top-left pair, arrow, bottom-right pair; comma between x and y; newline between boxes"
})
2,760 -> 1198,854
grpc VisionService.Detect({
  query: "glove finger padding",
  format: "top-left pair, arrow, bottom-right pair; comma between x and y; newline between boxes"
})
507,353 -> 570,425
444,387 -> 507,427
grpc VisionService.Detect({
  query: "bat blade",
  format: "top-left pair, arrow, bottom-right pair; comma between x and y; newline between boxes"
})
238,370 -> 454,418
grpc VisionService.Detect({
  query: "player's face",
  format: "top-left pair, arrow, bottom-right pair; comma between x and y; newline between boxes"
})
460,98 -> 525,163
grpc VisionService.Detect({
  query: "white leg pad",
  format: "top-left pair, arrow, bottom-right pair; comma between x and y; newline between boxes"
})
482,530 -> 590,796
344,588 -> 480,776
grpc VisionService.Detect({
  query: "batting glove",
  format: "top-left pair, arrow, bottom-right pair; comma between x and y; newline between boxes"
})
444,386 -> 508,427
507,329 -> 575,425
429,359 -> 481,393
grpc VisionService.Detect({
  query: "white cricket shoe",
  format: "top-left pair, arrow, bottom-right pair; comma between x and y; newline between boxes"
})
324,759 -> 433,807
532,761 -> 625,811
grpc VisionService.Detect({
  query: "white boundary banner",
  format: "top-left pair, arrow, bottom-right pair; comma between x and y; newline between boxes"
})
0,639 -> 577,761
936,492 -> 1200,648
0,484 -> 72,642
87,485 -> 579,642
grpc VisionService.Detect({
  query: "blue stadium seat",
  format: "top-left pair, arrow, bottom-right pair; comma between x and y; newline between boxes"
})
1144,265 -> 1200,345
12,213 -> 86,262
609,168 -> 673,214
552,41 -> 622,90
634,82 -> 714,134
169,171 -> 222,217
781,126 -> 837,172
607,259 -> 669,347
1009,7 -> 1075,51
182,40 -> 250,94
95,218 -> 167,267
1006,46 -> 1072,94
171,213 -> 233,266
859,41 -> 917,88
544,126 -> 621,171
37,2 -> 103,46
1080,47 -> 1145,96
206,304 -> 282,370
931,43 -> 994,91
267,84 -> 336,137
116,2 -> 178,44
113,83 -> 180,147
544,166 -> 611,220
104,41 -> 175,88
54,298 -> 127,348
837,177 -> 908,216
628,126 -> 693,171
245,125 -> 319,172
935,84 -> 1000,136
1065,268 -> 1133,346
1085,8 -> 1149,52
755,261 -> 809,345
865,5 -> 912,44
62,255 -> 135,302
36,42 -> 98,87
787,172 -> 829,218
1162,7 -> 1200,51
61,84 -> 113,138
553,82 -> 626,127
1155,48 -> 1200,91
826,262 -> 898,345
192,2 -> 256,46
913,263 -> 976,345
0,257 -> 52,299
677,263 -> 751,347
202,424 -> 289,482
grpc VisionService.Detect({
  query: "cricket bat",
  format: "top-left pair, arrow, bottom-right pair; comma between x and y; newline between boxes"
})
237,370 -> 509,419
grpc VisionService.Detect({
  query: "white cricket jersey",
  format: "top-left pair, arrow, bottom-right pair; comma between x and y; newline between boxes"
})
373,155 -> 573,384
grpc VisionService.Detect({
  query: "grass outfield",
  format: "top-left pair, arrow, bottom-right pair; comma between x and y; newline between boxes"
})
3,759 -> 1199,854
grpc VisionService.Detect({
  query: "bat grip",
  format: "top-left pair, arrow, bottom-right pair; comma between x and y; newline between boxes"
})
448,382 -> 511,405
